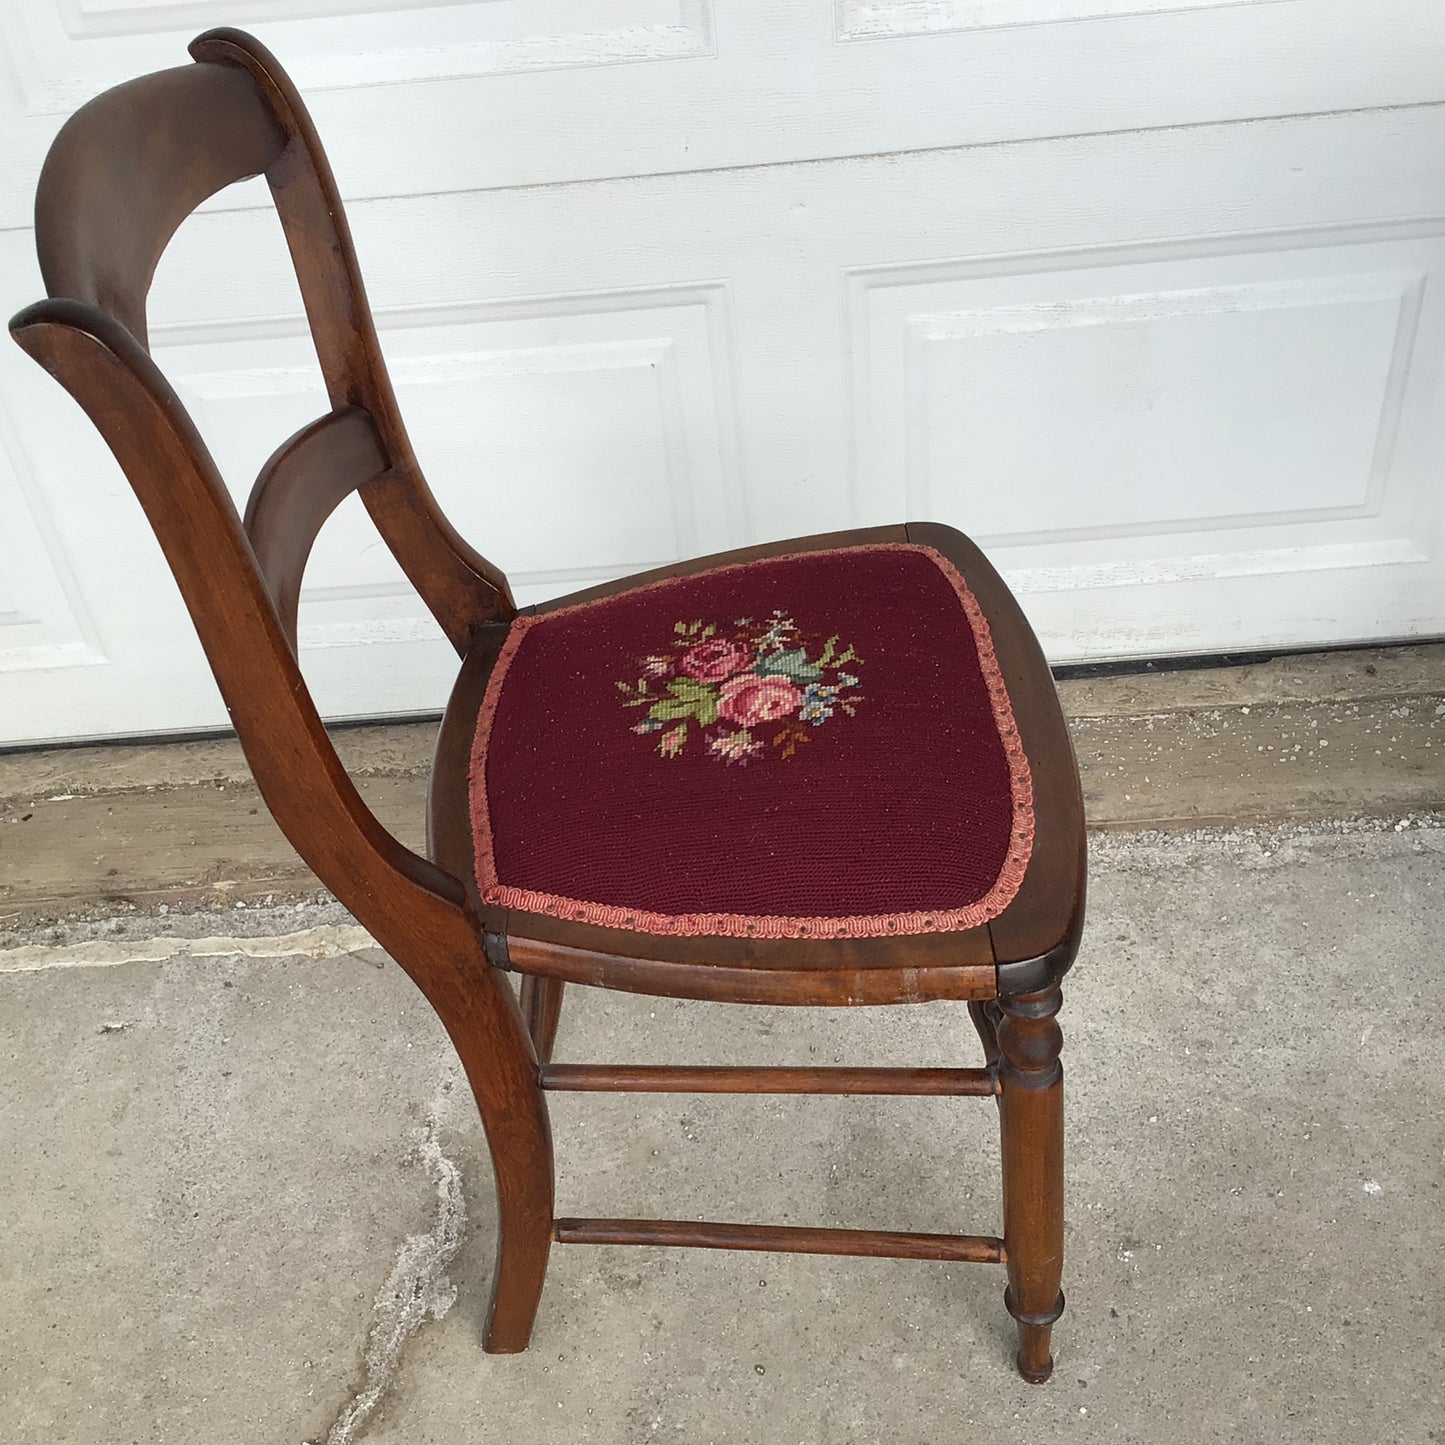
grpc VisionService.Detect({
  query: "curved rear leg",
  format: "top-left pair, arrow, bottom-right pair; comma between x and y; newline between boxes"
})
438,960 -> 554,1353
482,1105 -> 554,1353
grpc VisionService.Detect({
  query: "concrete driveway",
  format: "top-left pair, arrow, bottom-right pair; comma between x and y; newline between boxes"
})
3,820 -> 1442,1443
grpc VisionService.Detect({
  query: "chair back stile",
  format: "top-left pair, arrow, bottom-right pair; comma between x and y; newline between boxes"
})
13,304 -> 461,961
11,292 -> 550,1211
10,35 -> 556,1298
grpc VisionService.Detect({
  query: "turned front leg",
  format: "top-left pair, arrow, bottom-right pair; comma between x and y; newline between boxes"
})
997,985 -> 1065,1383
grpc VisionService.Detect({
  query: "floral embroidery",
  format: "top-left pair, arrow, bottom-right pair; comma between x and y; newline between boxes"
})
618,612 -> 862,762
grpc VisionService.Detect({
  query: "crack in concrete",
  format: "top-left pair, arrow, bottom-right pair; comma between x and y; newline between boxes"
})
0,923 -> 376,973
318,1103 -> 466,1445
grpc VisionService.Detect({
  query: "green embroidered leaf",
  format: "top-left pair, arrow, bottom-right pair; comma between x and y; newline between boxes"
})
648,699 -> 696,721
757,648 -> 822,684
663,678 -> 718,725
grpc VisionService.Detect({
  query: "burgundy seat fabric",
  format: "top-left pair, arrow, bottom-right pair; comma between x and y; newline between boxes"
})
469,544 -> 1034,940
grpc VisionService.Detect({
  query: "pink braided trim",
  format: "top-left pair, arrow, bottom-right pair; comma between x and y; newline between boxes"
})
468,543 -> 1036,939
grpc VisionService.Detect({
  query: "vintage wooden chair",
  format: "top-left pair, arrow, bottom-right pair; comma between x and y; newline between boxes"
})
10,30 -> 1085,1383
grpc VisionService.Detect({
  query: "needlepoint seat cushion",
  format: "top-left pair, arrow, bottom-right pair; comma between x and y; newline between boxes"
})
468,543 -> 1035,941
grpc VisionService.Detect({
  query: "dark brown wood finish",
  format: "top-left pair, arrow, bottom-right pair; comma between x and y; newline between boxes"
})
33,62 -> 284,348
498,929 -> 998,1006
554,1219 -> 1006,1264
539,1064 -> 1000,1096
998,986 -> 1067,1383
907,522 -> 1087,989
15,29 -> 547,1355
968,999 -> 1004,1072
189,29 -> 516,650
519,976 -> 566,1066
245,406 -> 389,648
11,298 -> 555,1355
12,29 -> 1086,1384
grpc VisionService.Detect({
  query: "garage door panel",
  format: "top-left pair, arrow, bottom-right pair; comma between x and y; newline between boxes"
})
0,385 -> 103,677
834,0 -> 1290,37
140,280 -> 746,727
3,0 -> 714,114
851,235 -> 1445,569
163,284 -> 744,578
5,3 -> 1445,742
5,2 -> 1445,229
904,281 -> 1409,536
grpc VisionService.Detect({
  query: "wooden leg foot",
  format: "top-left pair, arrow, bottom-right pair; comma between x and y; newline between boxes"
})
482,1183 -> 553,1354
1015,1338 -> 1054,1384
1004,1286 -> 1065,1382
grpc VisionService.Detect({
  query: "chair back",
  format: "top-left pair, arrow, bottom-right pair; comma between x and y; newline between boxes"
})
9,29 -> 505,955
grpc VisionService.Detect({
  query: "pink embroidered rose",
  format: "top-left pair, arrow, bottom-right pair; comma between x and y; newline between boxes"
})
622,613 -> 861,762
678,638 -> 751,683
718,674 -> 801,727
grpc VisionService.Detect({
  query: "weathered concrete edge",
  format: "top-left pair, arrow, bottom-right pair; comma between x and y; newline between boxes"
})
7,813 -> 1442,962
4,644 -> 1443,929
4,644 -> 1441,803
0,720 -> 440,801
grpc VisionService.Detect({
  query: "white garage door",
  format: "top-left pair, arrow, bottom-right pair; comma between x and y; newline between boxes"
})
3,2 -> 1445,745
